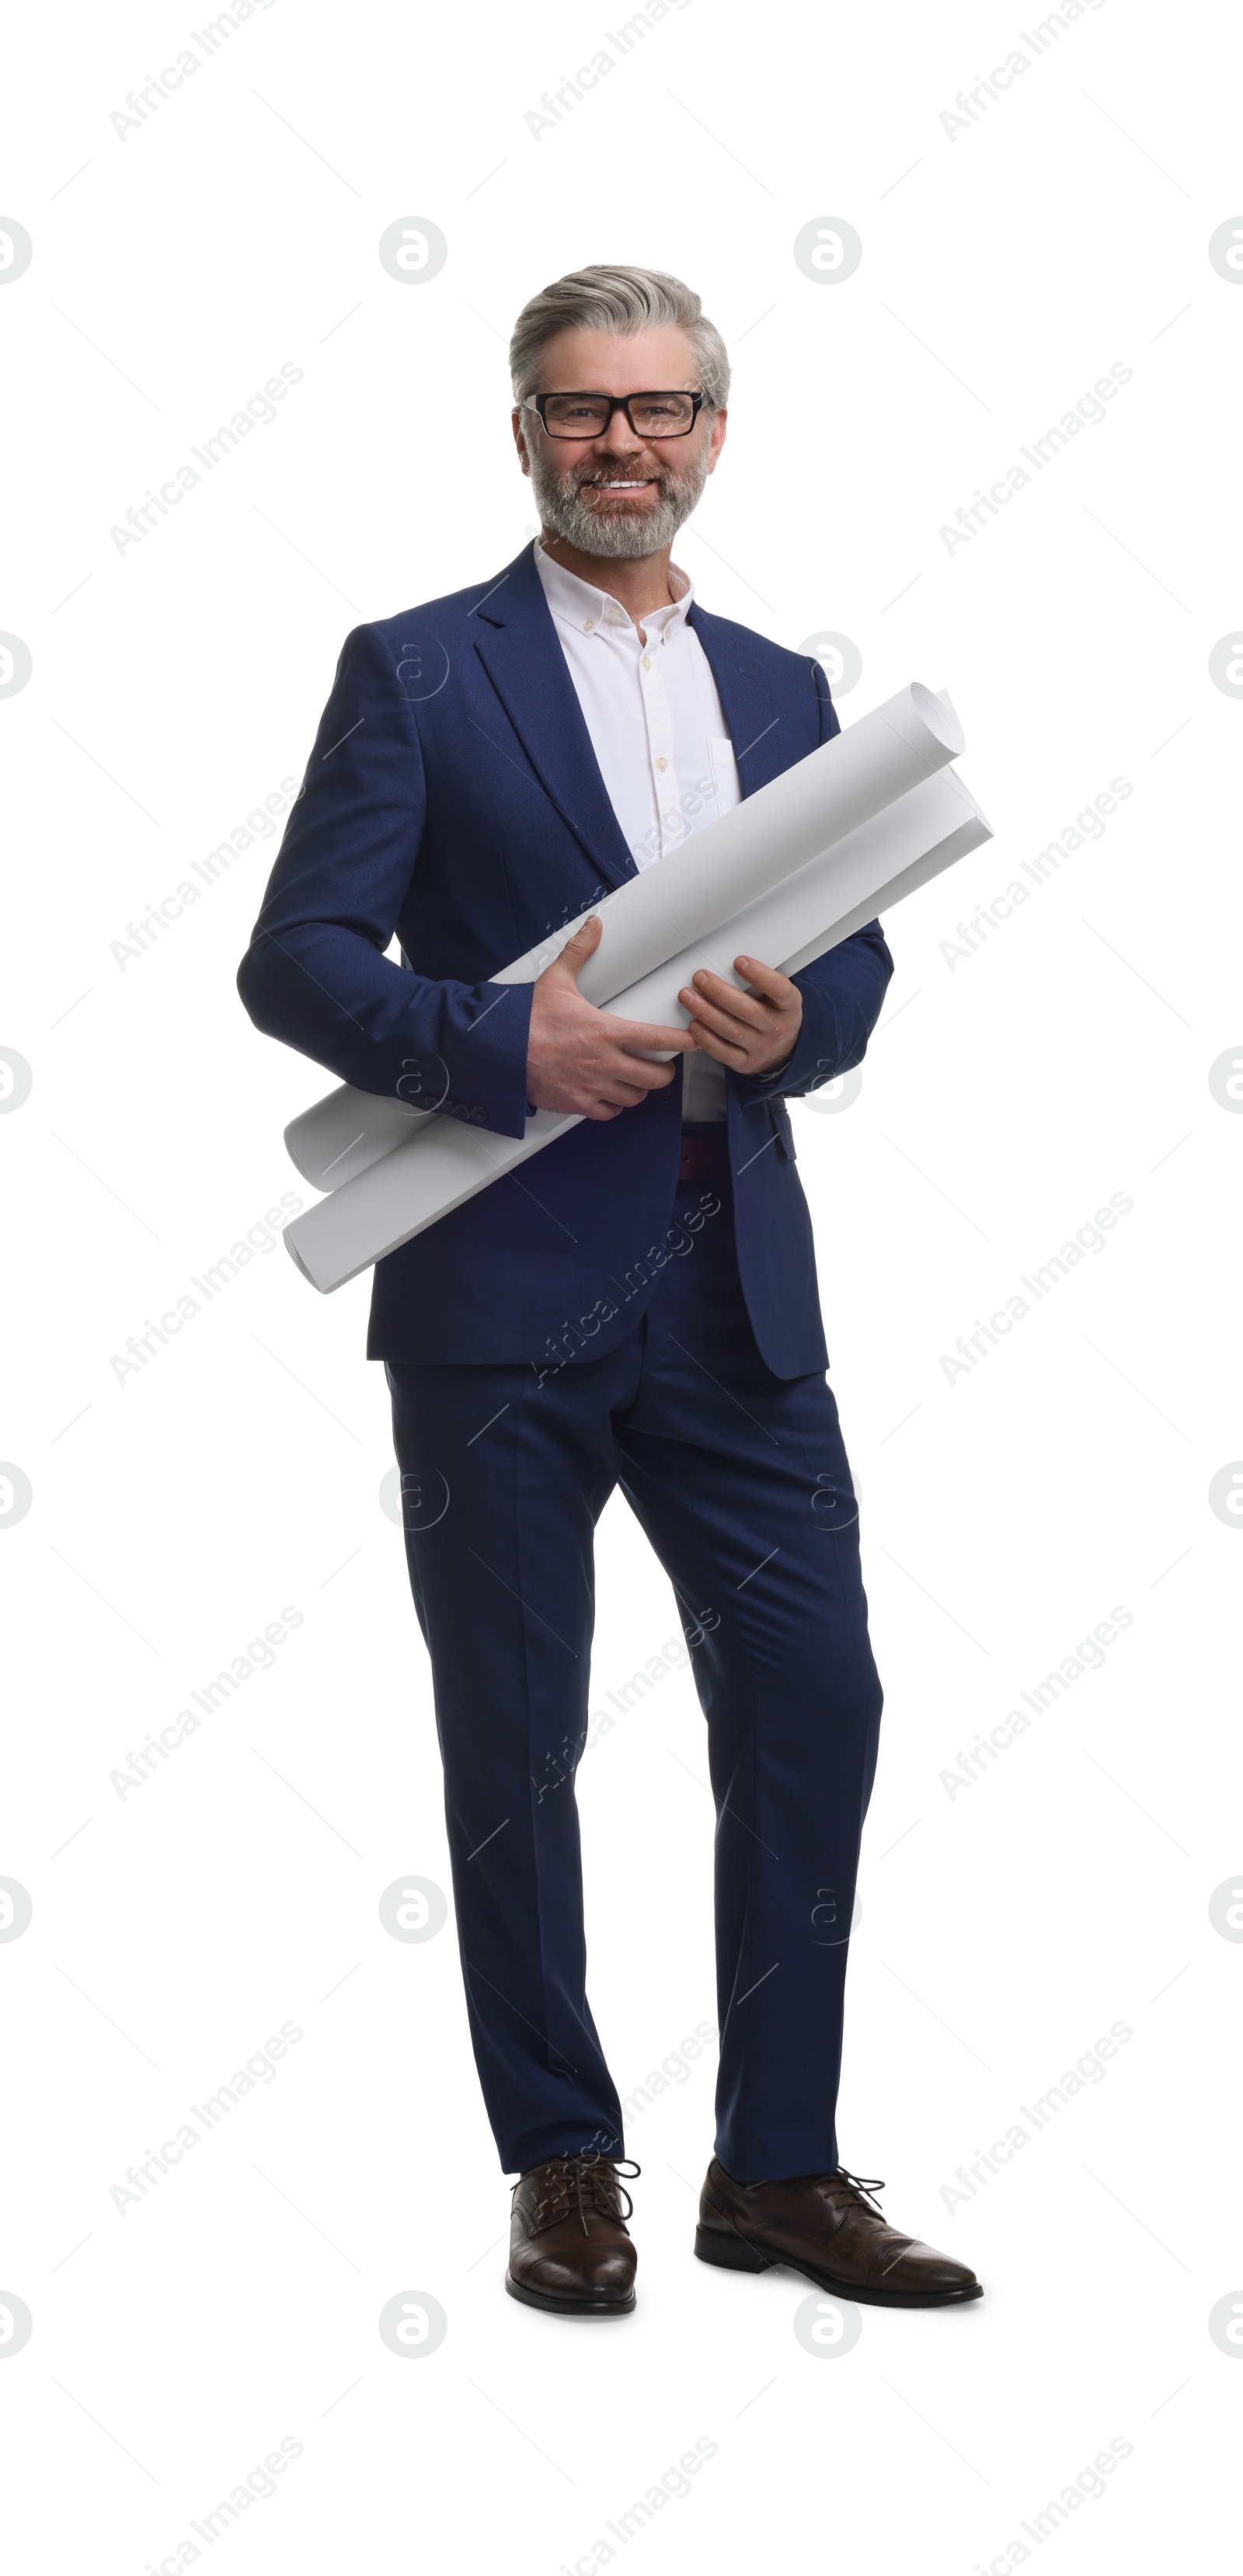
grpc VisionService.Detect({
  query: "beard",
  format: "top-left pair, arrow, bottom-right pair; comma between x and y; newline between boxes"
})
524,433 -> 712,560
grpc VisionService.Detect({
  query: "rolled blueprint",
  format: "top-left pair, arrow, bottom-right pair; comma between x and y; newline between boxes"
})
498,679 -> 963,1005
282,685 -> 991,1292
286,682 -> 962,1193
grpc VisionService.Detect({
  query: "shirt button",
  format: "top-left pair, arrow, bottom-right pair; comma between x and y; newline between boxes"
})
642,654 -> 652,670
583,619 -> 595,632
656,756 -> 668,772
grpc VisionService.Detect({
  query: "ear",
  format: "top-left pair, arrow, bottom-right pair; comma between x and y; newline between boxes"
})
706,406 -> 728,475
511,409 -> 533,476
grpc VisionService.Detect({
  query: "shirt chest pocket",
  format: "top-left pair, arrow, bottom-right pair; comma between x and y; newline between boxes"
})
707,735 -> 742,818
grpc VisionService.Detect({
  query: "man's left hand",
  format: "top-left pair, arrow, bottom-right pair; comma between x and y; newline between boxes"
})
677,956 -> 803,1079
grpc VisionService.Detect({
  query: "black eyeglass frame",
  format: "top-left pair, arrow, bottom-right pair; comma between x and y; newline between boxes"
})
521,389 -> 707,440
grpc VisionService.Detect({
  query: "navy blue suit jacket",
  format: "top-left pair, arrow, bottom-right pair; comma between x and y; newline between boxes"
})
237,542 -> 893,1374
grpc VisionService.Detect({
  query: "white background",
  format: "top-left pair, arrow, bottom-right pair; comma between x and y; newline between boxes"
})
2,1 -> 1241,2567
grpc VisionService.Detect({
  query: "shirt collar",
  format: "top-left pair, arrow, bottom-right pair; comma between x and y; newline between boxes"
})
533,537 -> 695,639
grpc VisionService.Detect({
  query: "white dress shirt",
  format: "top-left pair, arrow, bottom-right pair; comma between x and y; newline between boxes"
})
534,538 -> 737,1121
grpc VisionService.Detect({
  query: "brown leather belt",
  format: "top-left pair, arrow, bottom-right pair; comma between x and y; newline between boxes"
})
677,1123 -> 730,1182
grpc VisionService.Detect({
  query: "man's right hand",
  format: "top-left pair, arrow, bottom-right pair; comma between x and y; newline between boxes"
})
525,915 -> 696,1120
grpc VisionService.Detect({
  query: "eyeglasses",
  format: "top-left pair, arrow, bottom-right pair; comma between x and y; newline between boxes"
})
521,390 -> 705,440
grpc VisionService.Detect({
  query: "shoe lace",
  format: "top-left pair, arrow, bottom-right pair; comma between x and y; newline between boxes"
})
830,2167 -> 886,2217
524,2152 -> 641,2235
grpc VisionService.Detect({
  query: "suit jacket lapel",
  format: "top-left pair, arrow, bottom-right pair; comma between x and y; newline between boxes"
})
469,545 -> 639,893
686,603 -> 790,798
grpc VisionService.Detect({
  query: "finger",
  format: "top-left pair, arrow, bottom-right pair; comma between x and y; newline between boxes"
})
685,1023 -> 750,1068
603,1014 -> 698,1053
685,970 -> 772,1030
733,955 -> 796,1002
543,916 -> 603,981
603,1053 -> 678,1090
681,987 -> 775,1043
597,1081 -> 653,1108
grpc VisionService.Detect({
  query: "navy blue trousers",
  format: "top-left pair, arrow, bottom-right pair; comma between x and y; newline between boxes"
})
385,1135 -> 883,2180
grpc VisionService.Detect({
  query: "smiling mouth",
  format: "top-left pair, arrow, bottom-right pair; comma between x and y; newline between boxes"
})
582,478 -> 657,494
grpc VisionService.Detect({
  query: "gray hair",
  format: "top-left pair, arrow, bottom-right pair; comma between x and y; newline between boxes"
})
509,263 -> 730,412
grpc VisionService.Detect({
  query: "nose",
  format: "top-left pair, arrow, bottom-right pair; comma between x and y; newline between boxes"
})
595,406 -> 645,456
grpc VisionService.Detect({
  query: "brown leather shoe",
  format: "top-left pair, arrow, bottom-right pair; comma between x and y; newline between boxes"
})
506,2154 -> 639,2317
696,2160 -> 982,2308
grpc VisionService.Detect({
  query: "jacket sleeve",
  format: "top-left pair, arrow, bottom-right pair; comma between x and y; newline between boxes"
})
235,623 -> 534,1139
729,656 -> 895,1106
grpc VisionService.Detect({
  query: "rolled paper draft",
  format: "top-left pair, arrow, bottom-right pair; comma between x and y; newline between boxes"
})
281,691 -> 991,1292
284,682 -> 962,1195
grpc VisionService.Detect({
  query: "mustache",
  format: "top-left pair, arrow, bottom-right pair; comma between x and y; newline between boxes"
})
562,456 -> 683,497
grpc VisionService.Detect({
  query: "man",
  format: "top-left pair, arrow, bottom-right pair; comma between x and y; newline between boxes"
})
238,265 -> 981,2318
